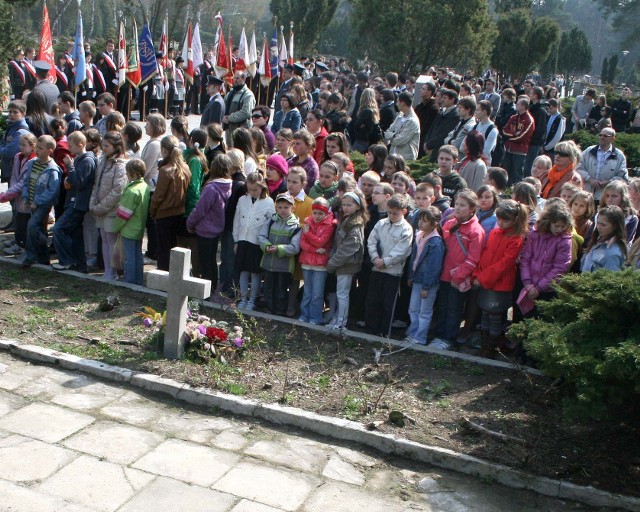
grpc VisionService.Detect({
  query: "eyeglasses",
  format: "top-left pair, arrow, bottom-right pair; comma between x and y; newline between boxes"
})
251,114 -> 263,119
599,134 -> 613,138
556,151 -> 570,157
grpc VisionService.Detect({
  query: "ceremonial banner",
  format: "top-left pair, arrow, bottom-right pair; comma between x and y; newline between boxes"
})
126,19 -> 141,87
117,21 -> 127,87
270,27 -> 279,79
278,31 -> 288,69
288,28 -> 294,65
138,24 -> 157,85
236,27 -> 249,73
192,22 -> 203,70
259,35 -> 272,87
215,14 -> 229,78
159,17 -> 168,69
38,3 -> 55,83
72,7 -> 86,88
181,21 -> 194,83
248,29 -> 257,78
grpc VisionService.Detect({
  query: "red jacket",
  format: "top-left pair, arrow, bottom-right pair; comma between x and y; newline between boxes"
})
472,227 -> 524,292
312,127 -> 329,165
299,212 -> 336,267
441,215 -> 484,286
53,137 -> 71,176
503,111 -> 534,155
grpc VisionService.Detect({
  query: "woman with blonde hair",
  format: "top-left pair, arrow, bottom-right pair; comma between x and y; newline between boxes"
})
346,88 -> 383,153
539,140 -> 583,199
149,135 -> 191,270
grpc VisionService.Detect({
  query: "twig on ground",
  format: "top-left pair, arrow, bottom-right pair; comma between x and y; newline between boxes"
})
459,417 -> 527,445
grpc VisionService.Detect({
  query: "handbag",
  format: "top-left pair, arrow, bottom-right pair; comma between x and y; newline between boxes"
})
111,234 -> 125,271
477,287 -> 511,313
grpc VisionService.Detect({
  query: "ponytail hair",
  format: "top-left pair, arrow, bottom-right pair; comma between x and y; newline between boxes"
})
419,206 -> 443,237
187,128 -> 208,172
496,199 -> 528,237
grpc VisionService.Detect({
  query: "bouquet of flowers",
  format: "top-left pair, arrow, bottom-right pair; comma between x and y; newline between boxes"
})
184,315 -> 249,363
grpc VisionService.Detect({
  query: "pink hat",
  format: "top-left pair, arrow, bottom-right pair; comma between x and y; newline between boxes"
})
266,154 -> 289,177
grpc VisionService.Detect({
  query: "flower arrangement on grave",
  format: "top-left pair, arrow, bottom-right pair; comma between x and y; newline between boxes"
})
136,307 -> 250,363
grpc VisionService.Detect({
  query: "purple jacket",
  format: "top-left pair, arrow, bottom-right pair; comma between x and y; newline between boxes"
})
186,178 -> 232,238
287,155 -> 319,194
520,229 -> 572,293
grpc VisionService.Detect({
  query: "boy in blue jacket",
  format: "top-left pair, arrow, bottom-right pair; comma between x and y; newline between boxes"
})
21,135 -> 61,267
52,131 -> 97,272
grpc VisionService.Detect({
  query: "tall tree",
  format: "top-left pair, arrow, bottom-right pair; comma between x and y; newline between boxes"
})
594,0 -> 640,47
557,27 -> 592,80
601,57 -> 609,83
607,53 -> 619,84
349,0 -> 495,73
270,0 -> 339,55
491,9 -> 560,80
0,0 -> 39,80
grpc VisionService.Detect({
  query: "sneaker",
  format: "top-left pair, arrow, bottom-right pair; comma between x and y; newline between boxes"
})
427,338 -> 452,350
236,300 -> 247,310
52,263 -> 73,271
143,256 -> 156,265
2,239 -> 16,248
391,319 -> 408,329
355,320 -> 366,328
4,244 -> 23,256
322,311 -> 335,324
245,301 -> 255,311
86,256 -> 98,268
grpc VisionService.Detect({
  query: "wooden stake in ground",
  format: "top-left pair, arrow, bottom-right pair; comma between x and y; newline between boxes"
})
146,248 -> 211,359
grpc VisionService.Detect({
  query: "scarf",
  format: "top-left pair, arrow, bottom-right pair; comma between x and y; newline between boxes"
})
267,177 -> 283,194
541,162 -> 575,199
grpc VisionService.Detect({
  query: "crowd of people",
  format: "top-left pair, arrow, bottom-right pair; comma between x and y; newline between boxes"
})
2,48 -> 640,360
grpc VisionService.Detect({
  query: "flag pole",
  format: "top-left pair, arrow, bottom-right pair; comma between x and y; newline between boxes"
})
163,10 -> 169,118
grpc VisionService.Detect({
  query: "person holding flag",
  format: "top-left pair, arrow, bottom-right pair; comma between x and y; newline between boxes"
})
100,39 -> 117,95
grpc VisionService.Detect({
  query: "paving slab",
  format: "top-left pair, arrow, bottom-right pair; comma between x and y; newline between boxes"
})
212,460 -> 321,511
322,455 -> 366,486
152,409 -> 237,443
229,500 -> 285,512
302,481 -> 419,512
50,381 -> 126,410
0,402 -> 94,442
243,436 -> 329,473
99,391 -> 164,426
0,478 -> 94,512
132,438 -> 240,486
62,420 -> 164,465
0,388 -> 27,417
117,476 -> 237,512
211,428 -> 249,452
0,434 -> 77,482
0,358 -> 43,390
37,454 -> 155,512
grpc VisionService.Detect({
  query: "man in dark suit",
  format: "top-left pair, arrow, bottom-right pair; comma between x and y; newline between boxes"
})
274,64 -> 294,114
8,49 -> 27,100
33,61 -> 60,112
200,76 -> 225,127
101,39 -> 117,95
423,88 -> 460,161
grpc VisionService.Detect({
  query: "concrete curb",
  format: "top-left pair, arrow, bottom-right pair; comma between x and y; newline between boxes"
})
0,255 -> 542,375
0,339 -> 638,511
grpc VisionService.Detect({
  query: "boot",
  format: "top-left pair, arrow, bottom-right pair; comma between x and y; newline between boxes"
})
478,330 -> 497,359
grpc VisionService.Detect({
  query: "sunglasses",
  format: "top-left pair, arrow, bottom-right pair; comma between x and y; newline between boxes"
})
251,114 -> 263,118
599,134 -> 613,138
556,151 -> 570,157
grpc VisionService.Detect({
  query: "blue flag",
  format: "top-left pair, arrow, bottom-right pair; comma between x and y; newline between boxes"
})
72,9 -> 86,88
138,24 -> 157,86
270,27 -> 279,78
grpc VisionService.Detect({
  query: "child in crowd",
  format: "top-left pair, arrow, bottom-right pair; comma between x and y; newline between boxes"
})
113,159 -> 150,285
421,173 -> 450,213
309,160 -> 339,205
359,170 -> 381,205
52,131 -> 97,272
391,171 -> 417,213
233,172 -> 275,310
408,182 -> 436,231
287,167 -> 313,223
322,132 -> 348,163
326,189 -> 368,330
476,184 -> 499,237
472,200 -> 528,358
569,190 -> 595,243
299,197 -> 336,324
436,145 -> 467,200
429,190 -> 484,350
559,182 -> 580,204
404,207 -> 445,345
205,123 -> 226,168
186,154 -> 232,293
601,181 -> 638,243
331,152 -> 354,178
513,181 -> 539,230
20,135 -> 62,267
517,200 -> 573,321
265,154 -> 289,201
123,122 -> 143,158
258,193 -> 301,316
484,167 -> 508,197
629,178 -> 640,212
581,205 -> 627,272
381,154 -> 405,183
530,155 -> 552,182
523,176 -> 546,213
0,133 -> 36,256
287,130 -> 319,192
365,194 -> 413,337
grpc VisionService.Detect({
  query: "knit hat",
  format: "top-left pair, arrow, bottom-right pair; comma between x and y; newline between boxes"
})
266,154 -> 289,177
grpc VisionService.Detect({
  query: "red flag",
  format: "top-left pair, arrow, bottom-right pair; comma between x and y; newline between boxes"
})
126,19 -> 141,87
182,21 -> 194,83
224,32 -> 234,85
38,3 -> 56,83
215,14 -> 228,78
258,36 -> 271,87
159,16 -> 168,69
117,21 -> 128,87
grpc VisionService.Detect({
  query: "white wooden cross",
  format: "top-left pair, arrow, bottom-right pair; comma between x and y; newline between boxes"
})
146,248 -> 211,359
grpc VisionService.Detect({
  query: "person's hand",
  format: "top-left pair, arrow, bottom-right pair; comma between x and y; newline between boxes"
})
527,286 -> 540,300
267,245 -> 277,253
473,278 -> 480,287
302,224 -> 309,233
420,289 -> 428,299
407,279 -> 413,288
373,257 -> 385,270
63,177 -> 72,190
30,203 -> 36,210
63,155 -> 73,167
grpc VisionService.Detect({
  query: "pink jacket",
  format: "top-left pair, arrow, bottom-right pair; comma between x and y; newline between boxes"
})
299,212 -> 336,268
2,153 -> 35,213
441,215 -> 485,286
519,229 -> 572,293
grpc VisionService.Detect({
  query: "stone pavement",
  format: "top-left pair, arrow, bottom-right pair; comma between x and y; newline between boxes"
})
0,351 -> 599,512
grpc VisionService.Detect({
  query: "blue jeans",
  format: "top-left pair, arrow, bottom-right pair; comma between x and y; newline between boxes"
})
407,284 -> 439,342
25,206 -> 51,264
52,208 -> 87,270
300,268 -> 328,324
123,237 -> 143,285
218,230 -> 236,293
434,281 -> 468,343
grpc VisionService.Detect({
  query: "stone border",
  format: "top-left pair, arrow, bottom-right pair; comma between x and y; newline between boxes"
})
0,255 -> 542,375
0,339 -> 638,511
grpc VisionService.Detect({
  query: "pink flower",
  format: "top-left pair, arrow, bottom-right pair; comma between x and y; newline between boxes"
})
197,325 -> 207,335
143,318 -> 153,327
233,337 -> 244,348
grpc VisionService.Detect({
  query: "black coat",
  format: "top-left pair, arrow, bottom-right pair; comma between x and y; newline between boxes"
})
424,107 -> 459,152
200,93 -> 225,127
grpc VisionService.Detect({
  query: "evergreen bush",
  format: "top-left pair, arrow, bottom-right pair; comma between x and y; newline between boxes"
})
508,269 -> 640,421
566,131 -> 640,173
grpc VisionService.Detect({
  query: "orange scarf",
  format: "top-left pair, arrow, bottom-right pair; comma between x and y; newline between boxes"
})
541,162 -> 575,199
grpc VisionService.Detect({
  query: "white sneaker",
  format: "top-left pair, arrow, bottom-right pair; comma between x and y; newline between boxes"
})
245,301 -> 255,311
427,338 -> 452,350
236,300 -> 247,310
391,319 -> 408,329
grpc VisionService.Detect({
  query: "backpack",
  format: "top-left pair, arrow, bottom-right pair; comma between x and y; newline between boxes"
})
474,122 -> 504,166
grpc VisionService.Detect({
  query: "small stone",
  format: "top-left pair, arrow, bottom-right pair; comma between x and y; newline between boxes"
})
262,382 -> 273,390
417,477 -> 440,493
344,357 -> 358,366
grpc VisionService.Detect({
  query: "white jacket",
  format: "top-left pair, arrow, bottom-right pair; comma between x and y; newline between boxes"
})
367,216 -> 413,276
384,108 -> 421,161
233,194 -> 275,245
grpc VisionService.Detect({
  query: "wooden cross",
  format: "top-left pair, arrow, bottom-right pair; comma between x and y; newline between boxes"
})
146,248 -> 211,359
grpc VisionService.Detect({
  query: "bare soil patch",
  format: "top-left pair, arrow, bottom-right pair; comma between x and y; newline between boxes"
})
0,261 -> 638,497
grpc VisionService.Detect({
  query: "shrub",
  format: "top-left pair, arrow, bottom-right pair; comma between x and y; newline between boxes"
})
407,156 -> 438,181
565,131 -> 640,174
350,150 -> 367,175
508,270 -> 640,421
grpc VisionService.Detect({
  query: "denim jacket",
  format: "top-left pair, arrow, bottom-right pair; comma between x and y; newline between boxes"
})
21,158 -> 61,208
408,233 -> 445,289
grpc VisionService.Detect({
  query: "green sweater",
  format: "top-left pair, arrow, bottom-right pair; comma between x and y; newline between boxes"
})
308,180 -> 339,206
184,149 -> 205,216
113,179 -> 150,240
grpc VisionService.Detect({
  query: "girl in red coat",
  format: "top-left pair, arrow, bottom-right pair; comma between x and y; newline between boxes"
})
472,200 -> 528,358
299,197 -> 336,324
